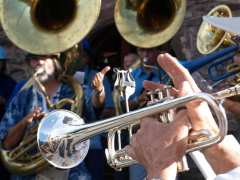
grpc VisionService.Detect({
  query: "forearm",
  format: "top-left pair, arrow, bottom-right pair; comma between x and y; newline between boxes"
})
223,99 -> 240,116
146,163 -> 177,180
92,89 -> 105,109
202,135 -> 240,174
3,119 -> 28,150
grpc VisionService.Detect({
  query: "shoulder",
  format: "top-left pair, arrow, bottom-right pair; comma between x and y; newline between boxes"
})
131,66 -> 143,76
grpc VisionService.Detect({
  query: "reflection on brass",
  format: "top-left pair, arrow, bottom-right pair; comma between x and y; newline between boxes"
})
0,0 -> 101,54
0,75 -> 84,175
37,110 -> 90,169
197,5 -> 234,54
37,84 -> 240,170
114,0 -> 186,48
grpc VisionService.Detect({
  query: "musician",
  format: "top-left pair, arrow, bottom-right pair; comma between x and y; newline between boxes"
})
126,53 -> 240,180
123,53 -> 140,70
0,46 -> 16,119
129,44 -> 174,110
0,53 -> 91,180
128,45 -> 172,180
0,46 -> 15,180
69,42 -> 114,180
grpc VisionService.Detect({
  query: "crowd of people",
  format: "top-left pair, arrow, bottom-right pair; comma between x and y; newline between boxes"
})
0,35 -> 240,180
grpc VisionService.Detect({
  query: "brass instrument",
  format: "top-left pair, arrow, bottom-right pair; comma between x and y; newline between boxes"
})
110,68 -> 136,170
0,0 -> 101,175
197,4 -> 234,55
114,0 -> 186,48
0,0 -> 101,55
37,84 -> 240,170
0,74 -> 86,175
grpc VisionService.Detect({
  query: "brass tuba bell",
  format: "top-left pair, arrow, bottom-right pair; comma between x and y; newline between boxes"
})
114,0 -> 186,48
196,5 -> 234,54
0,0 -> 101,54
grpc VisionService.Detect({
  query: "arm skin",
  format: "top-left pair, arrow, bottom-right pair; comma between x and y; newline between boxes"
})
126,53 -> 240,180
91,66 -> 110,109
3,107 -> 43,150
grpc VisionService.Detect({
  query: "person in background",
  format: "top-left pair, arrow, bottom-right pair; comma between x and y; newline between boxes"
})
129,45 -> 173,110
0,47 -> 16,119
0,46 -> 15,180
126,53 -> 240,180
123,53 -> 140,70
69,41 -> 115,180
0,53 -> 90,180
128,46 -> 171,180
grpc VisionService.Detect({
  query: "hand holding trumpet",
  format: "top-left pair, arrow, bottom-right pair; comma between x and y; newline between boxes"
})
126,53 -> 240,179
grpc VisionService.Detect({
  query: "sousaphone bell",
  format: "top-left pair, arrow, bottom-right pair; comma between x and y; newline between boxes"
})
0,0 -> 101,54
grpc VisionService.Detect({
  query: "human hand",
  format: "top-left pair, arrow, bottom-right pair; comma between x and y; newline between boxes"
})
137,90 -> 149,108
143,53 -> 219,133
92,66 -> 111,92
126,110 -> 190,179
24,106 -> 44,124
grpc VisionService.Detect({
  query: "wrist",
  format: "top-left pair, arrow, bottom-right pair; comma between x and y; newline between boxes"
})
146,163 -> 177,180
23,115 -> 33,125
94,87 -> 105,97
202,135 -> 240,174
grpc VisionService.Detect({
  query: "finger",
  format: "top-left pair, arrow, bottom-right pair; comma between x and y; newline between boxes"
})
33,106 -> 40,112
140,117 -> 160,128
124,145 -> 137,160
100,66 -> 111,76
143,80 -> 178,96
157,53 -> 200,93
92,80 -> 96,87
174,110 -> 191,128
96,73 -> 103,81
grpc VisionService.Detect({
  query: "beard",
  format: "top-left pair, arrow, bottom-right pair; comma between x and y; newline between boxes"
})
34,66 -> 55,83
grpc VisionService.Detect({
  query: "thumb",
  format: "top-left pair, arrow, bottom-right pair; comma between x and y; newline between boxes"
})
123,145 -> 137,160
100,66 -> 111,76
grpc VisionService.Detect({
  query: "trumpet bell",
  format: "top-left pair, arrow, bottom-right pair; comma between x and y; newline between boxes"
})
114,0 -> 186,48
37,110 -> 90,169
0,0 -> 101,54
197,5 -> 232,54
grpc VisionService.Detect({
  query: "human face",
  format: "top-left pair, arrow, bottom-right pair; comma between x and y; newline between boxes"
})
137,48 -> 159,66
29,56 -> 56,83
124,55 -> 136,70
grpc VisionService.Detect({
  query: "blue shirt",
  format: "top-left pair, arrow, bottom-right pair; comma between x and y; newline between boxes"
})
0,82 -> 90,180
81,66 -> 114,150
82,65 -> 114,109
7,79 -> 27,107
130,66 -> 166,101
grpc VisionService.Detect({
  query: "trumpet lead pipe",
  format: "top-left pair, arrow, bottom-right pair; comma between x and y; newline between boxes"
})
213,84 -> 240,100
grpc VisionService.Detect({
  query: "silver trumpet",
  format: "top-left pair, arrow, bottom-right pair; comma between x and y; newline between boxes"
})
36,84 -> 240,170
